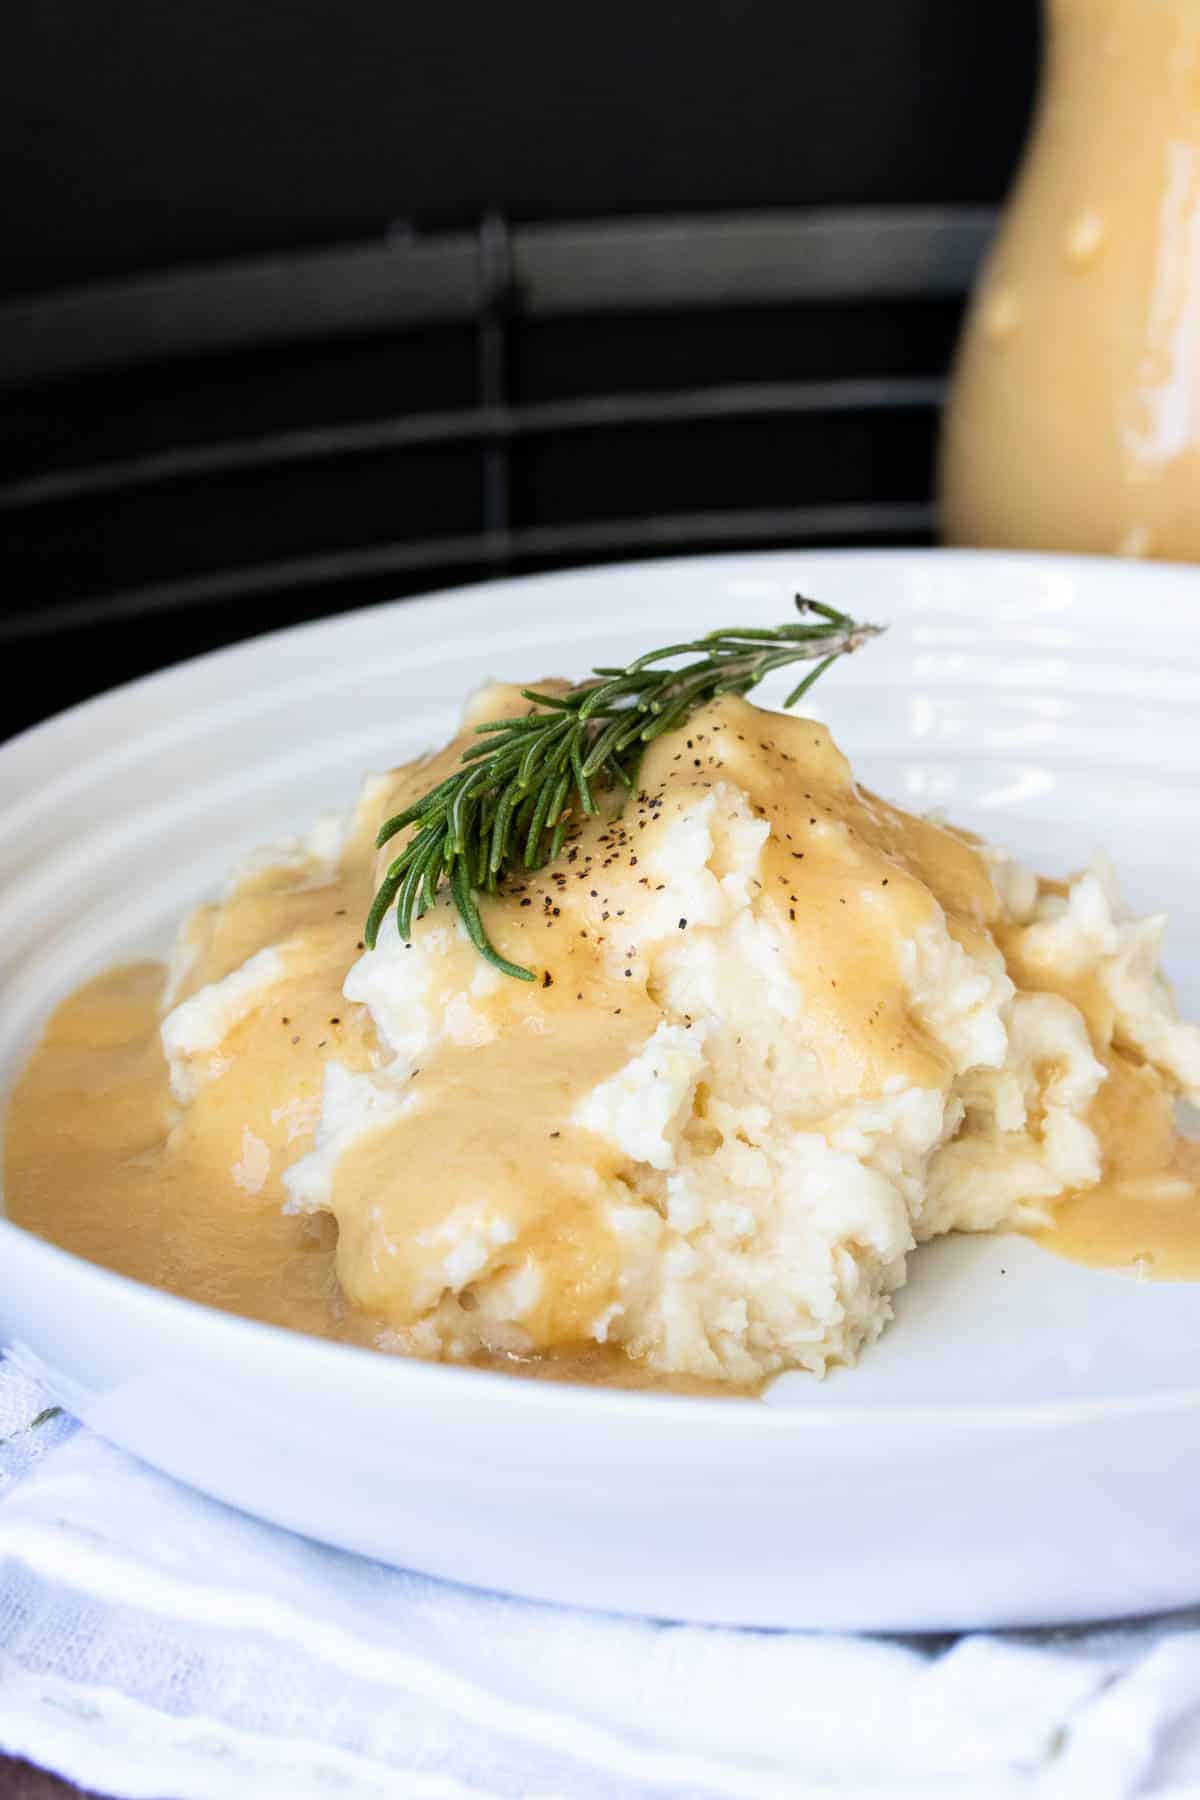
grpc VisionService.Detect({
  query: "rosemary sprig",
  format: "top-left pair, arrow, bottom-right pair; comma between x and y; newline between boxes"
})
365,595 -> 883,978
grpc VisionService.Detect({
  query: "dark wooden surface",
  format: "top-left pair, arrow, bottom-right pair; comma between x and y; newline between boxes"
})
0,1760 -> 111,1798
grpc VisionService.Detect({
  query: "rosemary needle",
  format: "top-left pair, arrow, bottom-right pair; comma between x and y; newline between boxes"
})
365,595 -> 883,978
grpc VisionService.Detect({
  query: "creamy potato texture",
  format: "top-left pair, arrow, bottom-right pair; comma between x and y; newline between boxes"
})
7,688 -> 1200,1384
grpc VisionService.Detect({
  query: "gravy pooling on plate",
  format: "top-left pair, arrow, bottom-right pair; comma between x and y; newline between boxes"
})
5,686 -> 1199,1387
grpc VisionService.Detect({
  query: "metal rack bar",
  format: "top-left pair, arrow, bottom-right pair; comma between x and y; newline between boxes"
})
0,378 -> 944,510
0,502 -> 933,642
0,209 -> 992,387
476,214 -> 515,567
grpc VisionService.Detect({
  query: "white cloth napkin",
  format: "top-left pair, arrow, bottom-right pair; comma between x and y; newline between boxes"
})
2,1359 -> 1200,1800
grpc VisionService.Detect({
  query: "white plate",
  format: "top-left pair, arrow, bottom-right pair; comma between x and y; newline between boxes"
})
1,549 -> 1198,1633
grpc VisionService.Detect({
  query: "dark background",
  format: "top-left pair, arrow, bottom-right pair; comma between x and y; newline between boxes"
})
1,0 -> 1039,742
5,0 -> 1035,291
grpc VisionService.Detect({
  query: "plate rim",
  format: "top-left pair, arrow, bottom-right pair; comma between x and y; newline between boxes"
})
5,543 -> 1198,769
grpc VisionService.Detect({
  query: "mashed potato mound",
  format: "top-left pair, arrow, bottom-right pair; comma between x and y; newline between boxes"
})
157,688 -> 1200,1384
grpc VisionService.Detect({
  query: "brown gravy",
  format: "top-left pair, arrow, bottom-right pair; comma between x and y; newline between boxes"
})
5,961 -> 346,1339
940,0 -> 1200,561
2,959 -> 745,1391
1032,1054 -> 1200,1279
6,935 -> 1198,1384
3,691 -> 1197,1392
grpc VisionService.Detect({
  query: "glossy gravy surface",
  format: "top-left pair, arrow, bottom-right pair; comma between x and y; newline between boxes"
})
1033,1058 -> 1200,1278
4,694 -> 1198,1395
3,694 -> 993,1382
5,957 -> 754,1392
320,696 -> 1004,1353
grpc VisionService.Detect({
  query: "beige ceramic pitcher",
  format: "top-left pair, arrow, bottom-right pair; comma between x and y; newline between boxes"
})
939,0 -> 1200,561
